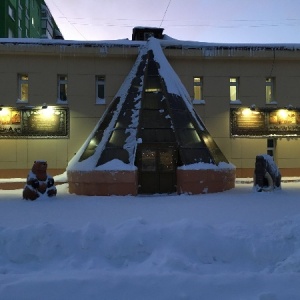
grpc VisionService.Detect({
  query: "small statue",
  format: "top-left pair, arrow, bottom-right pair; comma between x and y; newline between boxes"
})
253,154 -> 281,192
23,160 -> 57,200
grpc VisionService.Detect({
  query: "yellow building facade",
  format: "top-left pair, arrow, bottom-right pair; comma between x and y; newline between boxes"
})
0,38 -> 300,179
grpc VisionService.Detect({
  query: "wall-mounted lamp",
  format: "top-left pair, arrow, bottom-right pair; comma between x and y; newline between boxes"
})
249,104 -> 256,111
41,103 -> 48,109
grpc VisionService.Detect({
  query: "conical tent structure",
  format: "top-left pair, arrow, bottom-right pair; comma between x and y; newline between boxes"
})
67,38 -> 235,195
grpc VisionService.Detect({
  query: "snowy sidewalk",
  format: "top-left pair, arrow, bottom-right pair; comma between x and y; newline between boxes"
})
1,183 -> 300,299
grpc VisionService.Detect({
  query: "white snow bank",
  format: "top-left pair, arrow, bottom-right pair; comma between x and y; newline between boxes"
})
1,182 -> 300,299
178,161 -> 236,170
53,171 -> 68,182
96,159 -> 137,171
2,215 -> 300,275
1,215 -> 300,299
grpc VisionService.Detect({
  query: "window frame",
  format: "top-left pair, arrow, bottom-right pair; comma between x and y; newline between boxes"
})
8,28 -> 14,38
8,5 -> 15,20
17,74 -> 29,103
267,138 -> 276,158
230,77 -> 239,102
266,77 -> 276,104
193,77 -> 203,101
96,75 -> 105,104
57,75 -> 68,103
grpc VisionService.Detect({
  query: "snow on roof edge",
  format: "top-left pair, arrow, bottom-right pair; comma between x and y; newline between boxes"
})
0,38 -> 144,47
161,35 -> 300,50
2,36 -> 300,50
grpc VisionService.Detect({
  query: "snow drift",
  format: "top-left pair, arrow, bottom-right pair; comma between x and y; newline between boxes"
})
1,182 -> 300,299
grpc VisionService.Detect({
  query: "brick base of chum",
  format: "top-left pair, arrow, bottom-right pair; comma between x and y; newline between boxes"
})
177,168 -> 236,194
67,167 -> 236,196
67,170 -> 139,196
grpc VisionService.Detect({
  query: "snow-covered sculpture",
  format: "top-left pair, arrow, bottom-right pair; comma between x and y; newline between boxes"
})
253,154 -> 281,192
23,160 -> 57,200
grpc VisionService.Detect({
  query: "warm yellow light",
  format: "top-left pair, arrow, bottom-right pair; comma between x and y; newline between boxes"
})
40,106 -> 54,118
277,109 -> 288,120
0,108 -> 10,117
241,108 -> 252,116
0,108 -> 10,124
89,138 -> 97,146
145,88 -> 161,92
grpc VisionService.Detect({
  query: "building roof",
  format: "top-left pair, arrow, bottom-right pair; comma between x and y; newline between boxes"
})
1,35 -> 300,57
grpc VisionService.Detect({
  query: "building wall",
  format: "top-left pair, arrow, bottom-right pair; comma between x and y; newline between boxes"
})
0,0 -> 61,39
165,47 -> 300,177
1,42 -> 300,178
0,43 -> 138,177
0,0 -> 18,38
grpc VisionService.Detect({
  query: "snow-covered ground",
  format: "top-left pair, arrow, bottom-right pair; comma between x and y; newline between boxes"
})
1,180 -> 300,300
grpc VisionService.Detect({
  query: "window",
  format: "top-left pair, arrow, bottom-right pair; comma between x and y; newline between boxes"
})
8,28 -> 14,38
25,16 -> 29,28
267,138 -> 276,157
266,77 -> 275,103
193,77 -> 203,100
141,149 -> 156,171
8,6 -> 15,20
230,77 -> 239,102
57,75 -> 67,102
96,76 -> 105,104
18,74 -> 29,102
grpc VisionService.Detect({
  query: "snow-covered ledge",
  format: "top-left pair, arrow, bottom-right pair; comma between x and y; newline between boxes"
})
230,99 -> 242,105
193,99 -> 206,105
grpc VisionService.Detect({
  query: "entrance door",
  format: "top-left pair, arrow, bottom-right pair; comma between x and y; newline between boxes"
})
137,147 -> 177,194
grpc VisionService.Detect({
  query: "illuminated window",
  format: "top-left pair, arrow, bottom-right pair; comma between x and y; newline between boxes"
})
193,77 -> 203,100
141,149 -> 156,171
57,75 -> 67,102
266,77 -> 275,103
230,77 -> 239,101
18,74 -> 29,102
96,76 -> 105,104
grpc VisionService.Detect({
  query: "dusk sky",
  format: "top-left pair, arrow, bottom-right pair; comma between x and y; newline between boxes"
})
45,0 -> 300,44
